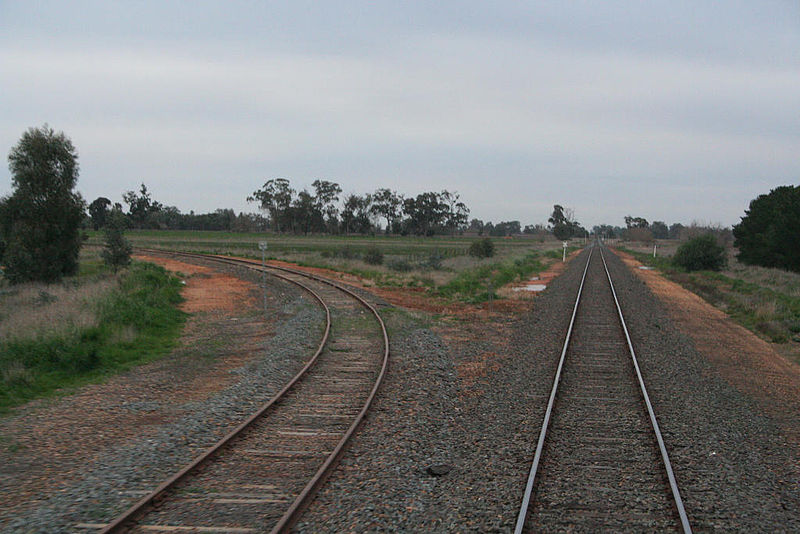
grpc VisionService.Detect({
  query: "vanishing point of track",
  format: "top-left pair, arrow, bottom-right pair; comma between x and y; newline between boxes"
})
515,244 -> 692,533
95,249 -> 389,533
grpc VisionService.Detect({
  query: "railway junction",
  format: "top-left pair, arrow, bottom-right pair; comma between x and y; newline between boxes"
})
1,244 -> 798,532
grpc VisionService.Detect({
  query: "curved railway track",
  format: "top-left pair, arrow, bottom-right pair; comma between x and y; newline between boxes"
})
91,248 -> 389,534
515,244 -> 692,533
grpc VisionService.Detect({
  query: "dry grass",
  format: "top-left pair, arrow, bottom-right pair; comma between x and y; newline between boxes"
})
0,276 -> 117,341
725,259 -> 800,297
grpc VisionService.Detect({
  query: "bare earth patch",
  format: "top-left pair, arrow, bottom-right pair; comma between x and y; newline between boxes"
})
258,254 -> 572,320
614,249 -> 800,444
136,254 -> 256,313
0,257 -> 274,524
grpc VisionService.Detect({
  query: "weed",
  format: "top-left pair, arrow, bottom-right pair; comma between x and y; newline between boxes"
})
438,252 -> 545,302
0,262 -> 185,411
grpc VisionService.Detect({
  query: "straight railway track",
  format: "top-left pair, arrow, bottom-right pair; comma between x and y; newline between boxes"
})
515,244 -> 691,533
83,249 -> 389,534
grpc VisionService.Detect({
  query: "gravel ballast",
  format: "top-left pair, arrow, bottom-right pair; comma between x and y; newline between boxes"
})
0,259 -> 324,533
3,249 -> 798,532
297,247 -> 799,532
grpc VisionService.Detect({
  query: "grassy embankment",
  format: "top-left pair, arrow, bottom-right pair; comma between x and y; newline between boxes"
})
0,252 -> 186,411
622,246 -> 800,361
89,230 -> 577,303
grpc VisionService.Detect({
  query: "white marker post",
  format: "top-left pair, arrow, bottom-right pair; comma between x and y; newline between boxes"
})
259,241 -> 268,315
562,241 -> 568,262
653,243 -> 657,258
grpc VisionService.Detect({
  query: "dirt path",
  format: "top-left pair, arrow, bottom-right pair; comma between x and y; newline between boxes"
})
614,249 -> 800,443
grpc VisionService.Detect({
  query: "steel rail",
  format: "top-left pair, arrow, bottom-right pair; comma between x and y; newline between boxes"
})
101,248 -> 390,533
599,246 -> 692,533
514,245 -> 594,534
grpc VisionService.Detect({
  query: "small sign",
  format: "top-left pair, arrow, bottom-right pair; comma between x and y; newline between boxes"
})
562,241 -> 568,248
258,241 -> 268,251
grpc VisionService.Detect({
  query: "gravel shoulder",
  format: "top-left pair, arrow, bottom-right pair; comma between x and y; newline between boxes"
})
604,248 -> 800,531
298,246 -> 799,532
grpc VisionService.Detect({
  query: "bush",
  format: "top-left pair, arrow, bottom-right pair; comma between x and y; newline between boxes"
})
387,258 -> 413,272
468,238 -> 495,258
673,235 -> 727,271
101,210 -> 132,272
363,246 -> 383,265
424,251 -> 443,270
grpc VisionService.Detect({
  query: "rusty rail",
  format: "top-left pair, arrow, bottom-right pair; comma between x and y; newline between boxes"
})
100,248 -> 390,533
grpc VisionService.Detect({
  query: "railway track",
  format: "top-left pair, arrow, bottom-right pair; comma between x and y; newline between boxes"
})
515,244 -> 691,533
85,249 -> 389,533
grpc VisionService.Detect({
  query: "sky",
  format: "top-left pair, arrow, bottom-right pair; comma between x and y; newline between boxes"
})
1,1 -> 798,229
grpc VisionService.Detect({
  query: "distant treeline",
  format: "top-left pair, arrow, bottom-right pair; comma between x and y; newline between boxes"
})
87,186 -> 267,232
88,180 -> 476,236
593,216 -> 733,244
85,181 -> 729,243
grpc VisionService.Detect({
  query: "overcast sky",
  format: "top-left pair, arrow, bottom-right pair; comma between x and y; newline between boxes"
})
1,1 -> 798,228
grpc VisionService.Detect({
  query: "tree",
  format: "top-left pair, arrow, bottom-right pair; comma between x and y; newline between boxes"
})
88,197 -> 112,230
341,193 -> 372,234
123,183 -> 161,229
371,188 -> 403,234
247,178 -> 295,232
101,208 -> 133,272
468,218 -> 485,235
469,238 -> 495,258
403,192 -> 446,236
668,222 -> 685,240
292,189 -> 319,235
439,190 -> 469,235
0,125 -> 85,283
624,215 -> 649,229
733,185 -> 800,272
549,205 -> 579,240
650,220 -> 669,239
593,224 -> 619,239
313,179 -> 342,232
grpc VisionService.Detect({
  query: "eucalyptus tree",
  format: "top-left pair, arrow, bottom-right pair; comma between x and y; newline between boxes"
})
248,178 -> 295,232
1,125 -> 85,283
371,188 -> 404,234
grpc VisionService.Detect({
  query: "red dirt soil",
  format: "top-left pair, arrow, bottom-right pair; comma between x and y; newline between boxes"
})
614,249 -> 800,443
136,254 -> 256,313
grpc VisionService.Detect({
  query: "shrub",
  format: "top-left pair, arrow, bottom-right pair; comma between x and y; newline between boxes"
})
424,251 -> 443,270
363,246 -> 383,265
387,258 -> 413,272
468,238 -> 495,258
673,235 -> 727,272
101,210 -> 132,273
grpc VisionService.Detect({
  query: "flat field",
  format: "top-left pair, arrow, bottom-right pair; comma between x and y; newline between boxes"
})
88,230 -> 576,295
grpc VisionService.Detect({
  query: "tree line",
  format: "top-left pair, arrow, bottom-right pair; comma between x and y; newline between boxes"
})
246,178 -> 470,236
6,125 -> 797,286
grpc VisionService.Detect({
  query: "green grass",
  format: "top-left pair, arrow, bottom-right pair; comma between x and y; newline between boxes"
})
438,252 -> 547,303
102,229 -> 573,299
0,262 -> 186,411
